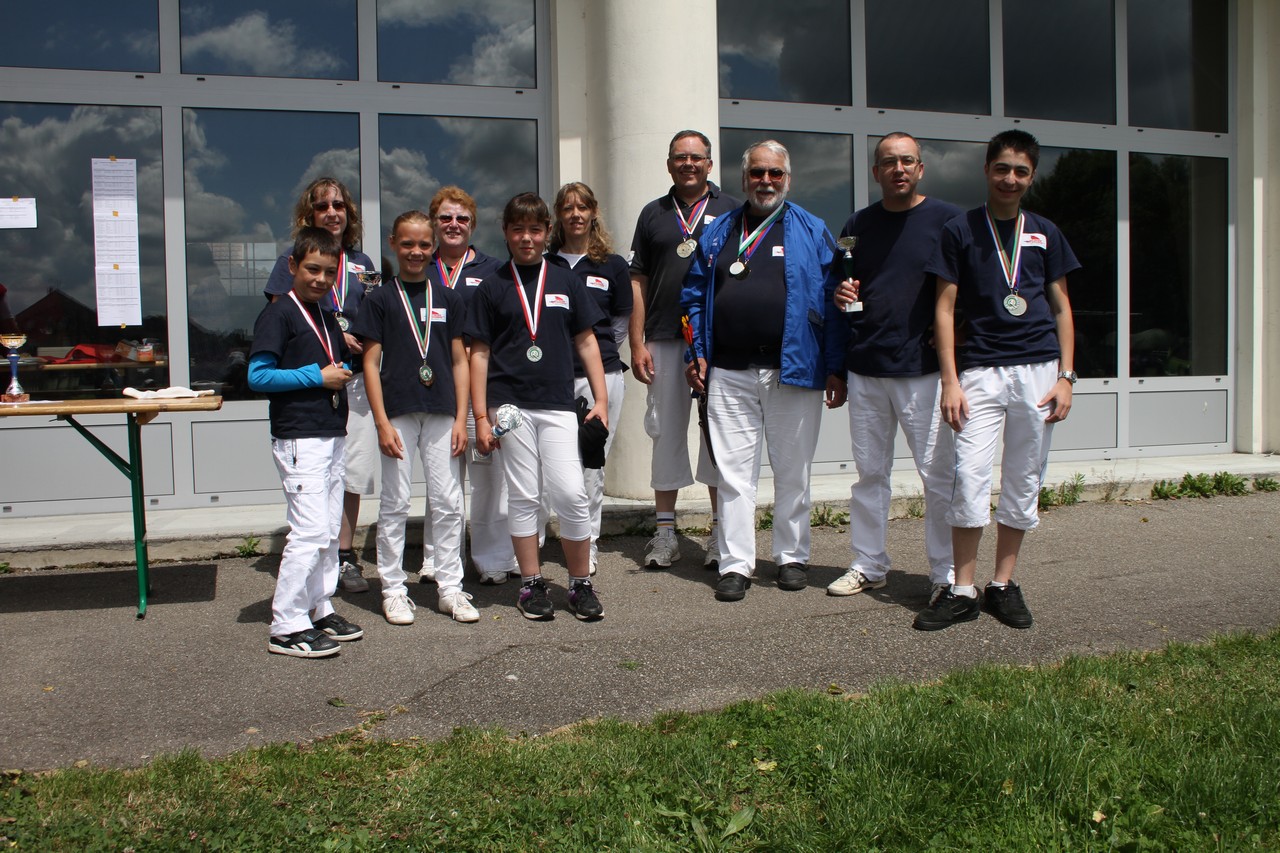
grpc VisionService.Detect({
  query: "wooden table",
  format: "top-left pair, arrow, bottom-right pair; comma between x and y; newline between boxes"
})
0,396 -> 224,617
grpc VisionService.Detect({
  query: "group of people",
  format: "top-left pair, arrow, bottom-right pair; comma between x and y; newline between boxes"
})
251,125 -> 1078,660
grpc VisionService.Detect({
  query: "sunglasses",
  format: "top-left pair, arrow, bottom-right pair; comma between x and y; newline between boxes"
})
748,167 -> 787,180
437,214 -> 472,225
311,199 -> 347,212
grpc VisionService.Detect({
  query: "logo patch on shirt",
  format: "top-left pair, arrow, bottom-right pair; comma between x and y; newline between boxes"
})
545,293 -> 570,309
1021,233 -> 1047,249
465,277 -> 483,287
430,308 -> 447,322
772,245 -> 785,257
348,261 -> 366,272
586,275 -> 609,290
703,214 -> 717,225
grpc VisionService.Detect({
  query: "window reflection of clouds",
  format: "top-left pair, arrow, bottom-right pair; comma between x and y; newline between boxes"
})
720,129 -> 852,235
716,0 -> 850,105
377,0 -> 535,87
180,1 -> 356,79
4,3 -> 158,72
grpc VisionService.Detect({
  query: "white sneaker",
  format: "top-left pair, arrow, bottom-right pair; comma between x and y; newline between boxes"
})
644,529 -> 681,569
383,592 -> 417,625
589,558 -> 598,577
479,571 -> 508,585
419,561 -> 437,584
439,589 -> 480,623
826,569 -> 887,597
703,524 -> 720,571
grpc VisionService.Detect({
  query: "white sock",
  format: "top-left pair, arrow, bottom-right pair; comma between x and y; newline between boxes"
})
987,580 -> 1009,589
950,584 -> 977,599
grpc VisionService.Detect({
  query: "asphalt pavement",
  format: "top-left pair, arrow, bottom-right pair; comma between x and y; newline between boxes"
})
2,491 -> 1278,771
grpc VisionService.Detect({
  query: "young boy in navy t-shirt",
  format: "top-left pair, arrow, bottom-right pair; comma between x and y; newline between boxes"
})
919,129 -> 1079,632
249,227 -> 363,657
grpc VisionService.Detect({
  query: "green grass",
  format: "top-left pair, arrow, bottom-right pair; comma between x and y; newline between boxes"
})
234,536 -> 261,558
5,632 -> 1279,851
1039,472 -> 1085,510
1254,476 -> 1280,493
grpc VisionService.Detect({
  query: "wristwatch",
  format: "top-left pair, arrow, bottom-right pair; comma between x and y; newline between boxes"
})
1057,370 -> 1078,385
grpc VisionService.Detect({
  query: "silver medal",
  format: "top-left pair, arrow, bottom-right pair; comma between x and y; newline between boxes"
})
1003,294 -> 1028,316
336,313 -> 350,332
418,361 -> 435,386
676,239 -> 696,259
729,260 -> 748,279
331,391 -> 340,410
526,344 -> 543,363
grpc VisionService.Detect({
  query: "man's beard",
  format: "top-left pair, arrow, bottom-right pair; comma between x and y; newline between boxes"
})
750,187 -> 787,215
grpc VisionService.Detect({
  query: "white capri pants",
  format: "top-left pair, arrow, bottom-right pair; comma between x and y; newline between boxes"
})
378,412 -> 464,597
645,338 -> 717,490
947,360 -> 1058,531
499,408 -> 592,542
342,372 -> 377,495
707,367 -> 823,578
270,436 -> 345,636
846,372 -> 954,585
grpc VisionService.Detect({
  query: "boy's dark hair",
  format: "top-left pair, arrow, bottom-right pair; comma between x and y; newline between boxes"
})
986,129 -> 1040,169
669,129 -> 712,159
291,226 -> 342,263
502,192 -> 550,229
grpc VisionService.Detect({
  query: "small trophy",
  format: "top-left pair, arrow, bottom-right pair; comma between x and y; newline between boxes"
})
491,403 -> 524,438
2,332 -> 29,402
357,271 -> 382,288
836,236 -> 863,313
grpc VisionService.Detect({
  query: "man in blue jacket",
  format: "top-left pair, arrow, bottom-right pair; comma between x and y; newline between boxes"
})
683,140 -> 847,602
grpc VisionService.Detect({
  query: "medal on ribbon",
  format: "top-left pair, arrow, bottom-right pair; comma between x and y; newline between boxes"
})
673,192 -> 710,259
289,291 -> 342,409
730,204 -> 784,280
434,248 -> 473,290
395,277 -> 435,386
511,260 -> 548,363
984,205 -> 1028,317
332,250 -> 351,331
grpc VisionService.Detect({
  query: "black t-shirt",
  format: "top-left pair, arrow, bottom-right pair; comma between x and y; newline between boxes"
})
465,261 -> 605,411
629,183 -> 740,341
353,278 -> 464,419
837,196 -> 964,377
250,296 -> 350,439
427,247 -> 504,343
546,252 -> 632,377
711,215 -> 787,370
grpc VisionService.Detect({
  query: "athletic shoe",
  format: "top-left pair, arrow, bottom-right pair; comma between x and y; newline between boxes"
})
337,558 -> 369,594
912,589 -> 981,631
313,612 -> 364,641
269,629 -> 339,658
984,582 -> 1034,629
567,580 -> 604,621
644,529 -> 681,570
419,561 -> 437,584
383,592 -> 416,625
776,562 -> 808,591
479,571 -> 509,585
715,572 -> 751,602
826,569 -> 887,597
517,578 -> 554,620
703,524 -> 720,571
439,589 -> 480,623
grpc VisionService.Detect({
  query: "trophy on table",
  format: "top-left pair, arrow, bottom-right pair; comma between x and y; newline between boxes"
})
2,332 -> 29,402
836,236 -> 863,313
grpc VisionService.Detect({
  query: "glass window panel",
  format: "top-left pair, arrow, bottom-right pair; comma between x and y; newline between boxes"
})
2,2 -> 159,73
183,108 -> 361,399
0,103 -> 169,399
1004,0 -> 1115,124
719,129 -> 852,236
865,0 -> 989,115
378,114 -> 538,263
377,0 -> 536,87
1129,153 -> 1227,376
180,1 -> 357,80
1128,0 -> 1227,132
716,0 -> 851,105
1024,148 -> 1118,379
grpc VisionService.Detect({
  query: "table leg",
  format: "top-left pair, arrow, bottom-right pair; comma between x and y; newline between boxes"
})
126,413 -> 150,619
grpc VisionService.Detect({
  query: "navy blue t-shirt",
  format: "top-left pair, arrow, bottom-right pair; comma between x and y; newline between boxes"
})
465,261 -> 605,412
427,247 -> 503,344
711,213 -> 787,370
546,251 -> 632,377
629,183 -> 740,341
837,196 -> 963,377
263,249 -> 376,374
926,206 -> 1081,370
250,296 -> 350,439
352,278 -> 464,419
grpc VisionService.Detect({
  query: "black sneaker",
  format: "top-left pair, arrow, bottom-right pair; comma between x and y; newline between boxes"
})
268,628 -> 340,658
984,582 -> 1033,628
776,562 -> 808,591
337,552 -> 369,593
567,580 -> 604,621
313,612 -> 364,641
715,572 -> 751,602
912,589 -> 981,631
517,579 -> 554,621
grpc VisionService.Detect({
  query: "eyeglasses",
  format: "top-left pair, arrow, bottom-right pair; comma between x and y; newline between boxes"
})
311,199 -> 347,212
670,153 -> 708,164
437,214 -> 472,225
877,155 -> 921,169
748,167 -> 787,180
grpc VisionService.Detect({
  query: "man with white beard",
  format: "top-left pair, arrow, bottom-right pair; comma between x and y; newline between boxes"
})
682,140 -> 847,602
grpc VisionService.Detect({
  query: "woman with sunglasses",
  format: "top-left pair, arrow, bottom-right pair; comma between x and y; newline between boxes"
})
264,177 -> 381,596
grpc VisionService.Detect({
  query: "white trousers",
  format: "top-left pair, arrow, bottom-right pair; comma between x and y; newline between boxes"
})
422,408 -> 518,575
378,412 -> 464,597
342,373 -> 377,495
270,436 -> 345,636
948,361 -> 1058,530
645,338 -> 717,490
500,409 -> 591,541
846,372 -> 954,585
708,367 -> 823,577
